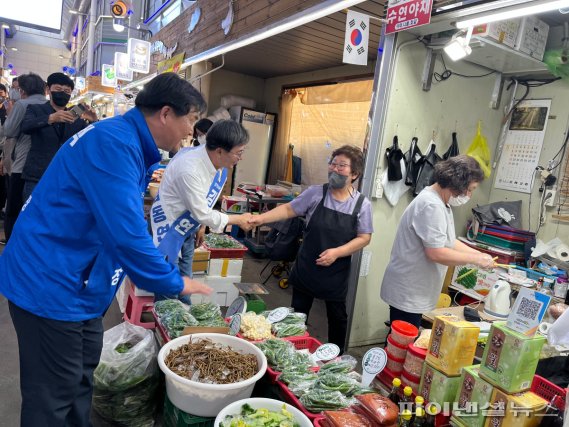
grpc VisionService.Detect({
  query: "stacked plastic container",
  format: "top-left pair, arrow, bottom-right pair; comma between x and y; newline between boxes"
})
385,320 -> 419,376
402,343 -> 427,394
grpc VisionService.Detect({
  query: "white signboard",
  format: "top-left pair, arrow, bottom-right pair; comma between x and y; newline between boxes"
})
361,347 -> 387,387
127,38 -> 151,74
101,64 -> 116,88
75,77 -> 86,91
114,51 -> 133,82
495,99 -> 551,193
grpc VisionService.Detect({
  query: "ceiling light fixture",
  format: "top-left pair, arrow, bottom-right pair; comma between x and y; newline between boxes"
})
444,27 -> 474,61
456,0 -> 569,28
10,47 -> 17,51
1,24 -> 9,29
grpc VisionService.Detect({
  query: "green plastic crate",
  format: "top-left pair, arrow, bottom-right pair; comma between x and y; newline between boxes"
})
163,396 -> 215,427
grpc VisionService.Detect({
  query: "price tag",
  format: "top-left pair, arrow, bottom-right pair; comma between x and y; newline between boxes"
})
267,307 -> 289,323
229,314 -> 241,336
313,343 -> 340,361
361,347 -> 387,387
226,296 -> 247,318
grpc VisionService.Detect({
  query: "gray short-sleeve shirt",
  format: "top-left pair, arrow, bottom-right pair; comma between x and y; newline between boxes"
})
380,186 -> 455,313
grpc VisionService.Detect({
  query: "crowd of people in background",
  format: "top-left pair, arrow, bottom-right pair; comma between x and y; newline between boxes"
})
0,72 -> 98,244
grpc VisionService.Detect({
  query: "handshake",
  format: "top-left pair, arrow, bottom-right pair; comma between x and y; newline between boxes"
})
233,213 -> 264,232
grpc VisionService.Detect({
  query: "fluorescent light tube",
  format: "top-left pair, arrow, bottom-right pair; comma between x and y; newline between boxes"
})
456,0 -> 569,28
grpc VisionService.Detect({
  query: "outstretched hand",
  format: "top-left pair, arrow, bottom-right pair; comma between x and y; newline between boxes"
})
180,276 -> 213,296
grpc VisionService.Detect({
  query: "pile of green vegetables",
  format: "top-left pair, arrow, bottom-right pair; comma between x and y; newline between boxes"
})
155,300 -> 226,338
220,403 -> 300,427
204,233 -> 243,249
93,326 -> 158,427
261,310 -> 308,338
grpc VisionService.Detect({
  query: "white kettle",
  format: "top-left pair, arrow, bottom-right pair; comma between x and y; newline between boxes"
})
484,280 -> 512,319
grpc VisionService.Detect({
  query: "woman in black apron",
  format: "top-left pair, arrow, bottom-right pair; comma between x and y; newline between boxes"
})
249,146 -> 373,352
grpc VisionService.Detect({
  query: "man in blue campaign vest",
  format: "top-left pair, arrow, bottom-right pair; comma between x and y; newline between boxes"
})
0,73 -> 212,427
151,120 -> 252,301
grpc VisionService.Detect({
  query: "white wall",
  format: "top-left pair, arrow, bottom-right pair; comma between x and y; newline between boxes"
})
4,29 -> 71,80
349,34 -> 505,346
208,69 -> 266,115
488,81 -> 569,243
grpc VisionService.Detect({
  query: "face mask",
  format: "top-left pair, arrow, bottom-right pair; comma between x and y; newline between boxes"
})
197,135 -> 206,145
51,91 -> 71,107
328,171 -> 348,189
0,96 -> 5,104
448,194 -> 470,207
9,88 -> 20,101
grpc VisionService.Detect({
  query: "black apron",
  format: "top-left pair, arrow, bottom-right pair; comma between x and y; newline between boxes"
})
289,184 -> 365,301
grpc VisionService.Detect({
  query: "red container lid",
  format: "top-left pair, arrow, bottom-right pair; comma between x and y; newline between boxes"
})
402,369 -> 421,384
391,320 -> 419,338
386,349 -> 406,363
407,343 -> 427,359
387,334 -> 408,349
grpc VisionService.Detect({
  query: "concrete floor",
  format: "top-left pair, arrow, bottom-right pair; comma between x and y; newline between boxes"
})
0,239 -> 378,426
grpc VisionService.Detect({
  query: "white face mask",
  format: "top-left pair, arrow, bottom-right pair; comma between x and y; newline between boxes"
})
197,135 -> 206,145
448,194 -> 470,207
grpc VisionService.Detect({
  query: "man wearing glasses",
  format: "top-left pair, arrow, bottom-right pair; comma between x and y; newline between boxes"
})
151,119 -> 253,302
20,72 -> 98,200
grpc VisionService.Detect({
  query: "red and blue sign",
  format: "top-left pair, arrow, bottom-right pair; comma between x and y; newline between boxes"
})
351,29 -> 363,46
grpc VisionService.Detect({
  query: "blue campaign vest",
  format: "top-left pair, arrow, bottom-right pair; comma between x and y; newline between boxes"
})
151,166 -> 227,262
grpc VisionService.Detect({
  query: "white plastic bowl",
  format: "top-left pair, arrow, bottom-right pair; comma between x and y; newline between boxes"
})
214,398 -> 312,427
157,333 -> 267,417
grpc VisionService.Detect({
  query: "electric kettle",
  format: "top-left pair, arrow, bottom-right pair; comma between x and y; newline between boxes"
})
483,280 -> 512,319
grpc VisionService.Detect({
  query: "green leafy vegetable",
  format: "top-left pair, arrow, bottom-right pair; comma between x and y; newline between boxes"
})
220,403 -> 300,427
272,323 -> 307,338
205,233 -> 243,249
299,389 -> 352,413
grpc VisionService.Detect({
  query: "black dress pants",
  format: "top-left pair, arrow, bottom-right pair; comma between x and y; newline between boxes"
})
4,173 -> 25,241
291,287 -> 348,353
9,301 -> 104,427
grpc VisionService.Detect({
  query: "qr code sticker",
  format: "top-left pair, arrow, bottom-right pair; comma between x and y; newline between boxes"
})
517,297 -> 541,320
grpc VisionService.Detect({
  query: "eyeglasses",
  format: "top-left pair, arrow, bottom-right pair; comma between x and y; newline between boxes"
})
228,149 -> 245,159
51,85 -> 72,95
329,162 -> 350,171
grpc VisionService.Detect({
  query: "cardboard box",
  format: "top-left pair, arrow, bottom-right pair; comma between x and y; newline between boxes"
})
426,315 -> 480,376
473,19 -> 520,48
483,389 -> 547,427
453,365 -> 494,427
221,195 -> 248,213
514,16 -> 549,61
192,247 -> 210,273
190,275 -> 240,307
419,362 -> 462,407
479,322 -> 545,394
208,258 -> 244,277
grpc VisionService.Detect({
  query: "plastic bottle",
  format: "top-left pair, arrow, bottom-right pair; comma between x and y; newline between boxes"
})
539,395 -> 564,427
424,403 -> 437,427
412,406 -> 426,427
399,409 -> 412,427
401,386 -> 413,413
388,378 -> 402,405
411,396 -> 425,425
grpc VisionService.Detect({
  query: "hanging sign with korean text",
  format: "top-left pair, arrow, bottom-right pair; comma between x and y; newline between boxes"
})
385,0 -> 433,35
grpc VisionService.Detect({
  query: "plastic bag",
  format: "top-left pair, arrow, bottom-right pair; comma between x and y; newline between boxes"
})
386,136 -> 404,181
405,137 -> 422,188
382,158 -> 410,207
443,132 -> 460,159
93,322 -> 159,427
414,141 -> 442,196
467,121 -> 491,178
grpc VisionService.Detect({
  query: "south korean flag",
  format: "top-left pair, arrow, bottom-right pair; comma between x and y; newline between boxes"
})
343,10 -> 370,66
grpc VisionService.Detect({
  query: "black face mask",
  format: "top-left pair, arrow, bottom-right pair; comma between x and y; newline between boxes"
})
51,91 -> 71,107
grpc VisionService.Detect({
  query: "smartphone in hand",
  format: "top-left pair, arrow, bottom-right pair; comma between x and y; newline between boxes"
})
70,104 -> 87,118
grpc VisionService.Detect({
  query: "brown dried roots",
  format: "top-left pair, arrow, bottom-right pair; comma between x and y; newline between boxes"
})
165,338 -> 258,384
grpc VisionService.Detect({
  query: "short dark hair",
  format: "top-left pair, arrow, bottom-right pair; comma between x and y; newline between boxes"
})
135,72 -> 206,116
206,120 -> 249,152
194,118 -> 213,134
330,145 -> 365,181
434,154 -> 484,194
0,84 -> 6,93
47,72 -> 74,90
12,77 -> 18,83
18,73 -> 46,96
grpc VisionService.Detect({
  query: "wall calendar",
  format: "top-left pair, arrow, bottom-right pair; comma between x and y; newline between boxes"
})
494,99 -> 551,193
